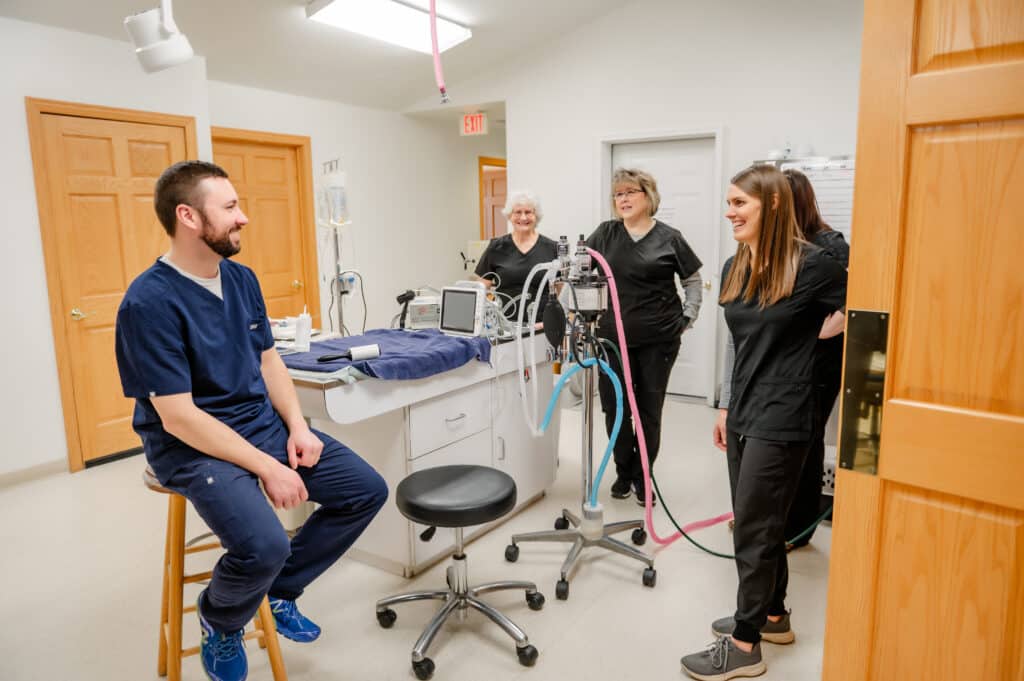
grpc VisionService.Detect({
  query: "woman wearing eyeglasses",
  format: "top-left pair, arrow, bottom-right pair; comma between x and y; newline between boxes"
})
586,168 -> 703,505
475,190 -> 559,321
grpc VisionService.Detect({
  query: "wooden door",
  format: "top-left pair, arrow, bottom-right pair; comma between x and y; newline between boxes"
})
823,1 -> 1024,680
212,132 -> 319,324
31,106 -> 192,469
479,156 -> 507,239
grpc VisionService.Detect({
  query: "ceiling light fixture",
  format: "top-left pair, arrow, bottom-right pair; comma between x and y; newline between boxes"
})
306,0 -> 472,55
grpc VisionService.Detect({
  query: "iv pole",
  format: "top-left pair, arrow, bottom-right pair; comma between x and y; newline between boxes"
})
323,159 -> 348,335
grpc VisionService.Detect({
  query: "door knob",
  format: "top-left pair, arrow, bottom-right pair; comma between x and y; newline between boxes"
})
291,280 -> 303,290
703,281 -> 712,291
70,307 -> 91,321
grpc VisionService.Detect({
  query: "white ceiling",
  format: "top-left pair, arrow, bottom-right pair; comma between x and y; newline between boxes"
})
0,0 -> 624,110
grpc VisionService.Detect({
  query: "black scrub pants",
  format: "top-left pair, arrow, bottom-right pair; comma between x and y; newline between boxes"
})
726,429 -> 810,644
784,336 -> 844,545
596,338 -> 680,486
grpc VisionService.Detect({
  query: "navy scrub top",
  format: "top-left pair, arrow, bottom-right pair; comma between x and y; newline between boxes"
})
115,258 -> 282,483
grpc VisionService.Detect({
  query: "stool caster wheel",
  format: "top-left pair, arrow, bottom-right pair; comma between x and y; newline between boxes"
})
642,567 -> 657,588
555,579 -> 569,600
376,608 -> 396,628
412,657 -> 435,680
526,591 -> 545,611
631,528 -> 647,545
554,515 -> 569,530
505,544 -> 519,562
517,644 -> 539,667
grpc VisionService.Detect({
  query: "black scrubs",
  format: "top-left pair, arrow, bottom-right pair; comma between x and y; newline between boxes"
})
474,233 -> 559,320
784,229 -> 850,546
721,245 -> 846,645
586,219 -> 702,491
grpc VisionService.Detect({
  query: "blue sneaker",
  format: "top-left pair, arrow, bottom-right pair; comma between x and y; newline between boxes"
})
268,597 -> 322,642
198,593 -> 248,681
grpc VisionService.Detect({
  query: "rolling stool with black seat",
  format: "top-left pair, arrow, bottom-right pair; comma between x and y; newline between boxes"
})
375,465 -> 544,680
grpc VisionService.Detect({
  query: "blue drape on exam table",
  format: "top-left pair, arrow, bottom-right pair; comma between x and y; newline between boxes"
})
281,329 -> 491,379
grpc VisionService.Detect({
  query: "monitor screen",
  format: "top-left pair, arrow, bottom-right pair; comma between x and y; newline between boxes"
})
440,289 -> 478,334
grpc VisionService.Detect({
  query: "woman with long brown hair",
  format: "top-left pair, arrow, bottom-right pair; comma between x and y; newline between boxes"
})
681,165 -> 846,680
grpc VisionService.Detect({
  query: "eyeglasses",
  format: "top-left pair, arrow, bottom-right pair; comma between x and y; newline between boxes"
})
511,209 -> 536,216
613,188 -> 644,201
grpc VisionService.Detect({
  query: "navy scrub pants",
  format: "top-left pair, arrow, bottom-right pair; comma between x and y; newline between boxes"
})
725,430 -> 809,644
164,427 -> 388,633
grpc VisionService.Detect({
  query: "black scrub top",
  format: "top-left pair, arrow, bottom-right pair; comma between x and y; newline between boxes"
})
721,244 -> 847,441
810,229 -> 850,383
585,220 -> 702,346
475,233 -> 559,320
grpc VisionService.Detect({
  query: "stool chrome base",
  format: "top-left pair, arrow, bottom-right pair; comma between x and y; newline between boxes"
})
506,503 -> 655,600
375,528 -> 542,680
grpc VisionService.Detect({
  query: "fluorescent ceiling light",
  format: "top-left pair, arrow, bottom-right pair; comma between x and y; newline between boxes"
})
306,0 -> 472,54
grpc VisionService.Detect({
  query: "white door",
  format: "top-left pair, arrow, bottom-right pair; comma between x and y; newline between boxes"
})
611,137 -> 716,398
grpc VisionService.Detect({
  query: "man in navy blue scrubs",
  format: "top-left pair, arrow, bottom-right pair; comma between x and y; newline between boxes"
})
116,161 -> 387,681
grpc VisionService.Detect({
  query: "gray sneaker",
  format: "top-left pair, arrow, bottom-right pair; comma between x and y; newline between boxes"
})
680,637 -> 766,680
711,611 -> 794,644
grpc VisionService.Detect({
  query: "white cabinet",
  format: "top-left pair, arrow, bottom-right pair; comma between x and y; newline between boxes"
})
491,370 -> 558,505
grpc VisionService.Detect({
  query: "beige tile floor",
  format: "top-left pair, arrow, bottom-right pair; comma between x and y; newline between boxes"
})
0,399 -> 832,680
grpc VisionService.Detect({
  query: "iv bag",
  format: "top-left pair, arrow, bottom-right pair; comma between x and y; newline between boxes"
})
322,171 -> 349,226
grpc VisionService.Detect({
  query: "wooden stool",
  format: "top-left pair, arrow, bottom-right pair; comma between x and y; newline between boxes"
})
144,467 -> 288,681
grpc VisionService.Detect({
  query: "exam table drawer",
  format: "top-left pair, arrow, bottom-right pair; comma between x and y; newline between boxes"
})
408,380 -> 491,458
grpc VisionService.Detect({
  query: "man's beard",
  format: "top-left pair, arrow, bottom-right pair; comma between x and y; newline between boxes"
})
198,209 -> 241,258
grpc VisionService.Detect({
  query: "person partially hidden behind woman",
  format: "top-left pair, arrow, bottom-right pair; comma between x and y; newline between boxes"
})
680,165 -> 846,680
474,191 -> 559,321
782,168 -> 849,550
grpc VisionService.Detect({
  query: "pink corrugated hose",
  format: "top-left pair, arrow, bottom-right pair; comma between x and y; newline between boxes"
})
429,0 -> 449,103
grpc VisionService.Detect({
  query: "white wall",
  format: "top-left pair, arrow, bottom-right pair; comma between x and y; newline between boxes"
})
0,17 -> 211,476
408,0 -> 864,392
207,81 -> 505,333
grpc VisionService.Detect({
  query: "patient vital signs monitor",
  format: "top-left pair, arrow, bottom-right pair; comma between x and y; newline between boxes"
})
440,284 -> 485,337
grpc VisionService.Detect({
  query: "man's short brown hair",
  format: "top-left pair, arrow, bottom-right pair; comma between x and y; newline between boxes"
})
154,160 -> 229,235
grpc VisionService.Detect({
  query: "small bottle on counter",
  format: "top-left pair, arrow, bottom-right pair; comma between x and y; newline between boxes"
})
295,306 -> 312,352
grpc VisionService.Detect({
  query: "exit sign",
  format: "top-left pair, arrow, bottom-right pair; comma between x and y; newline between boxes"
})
461,112 -> 488,136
